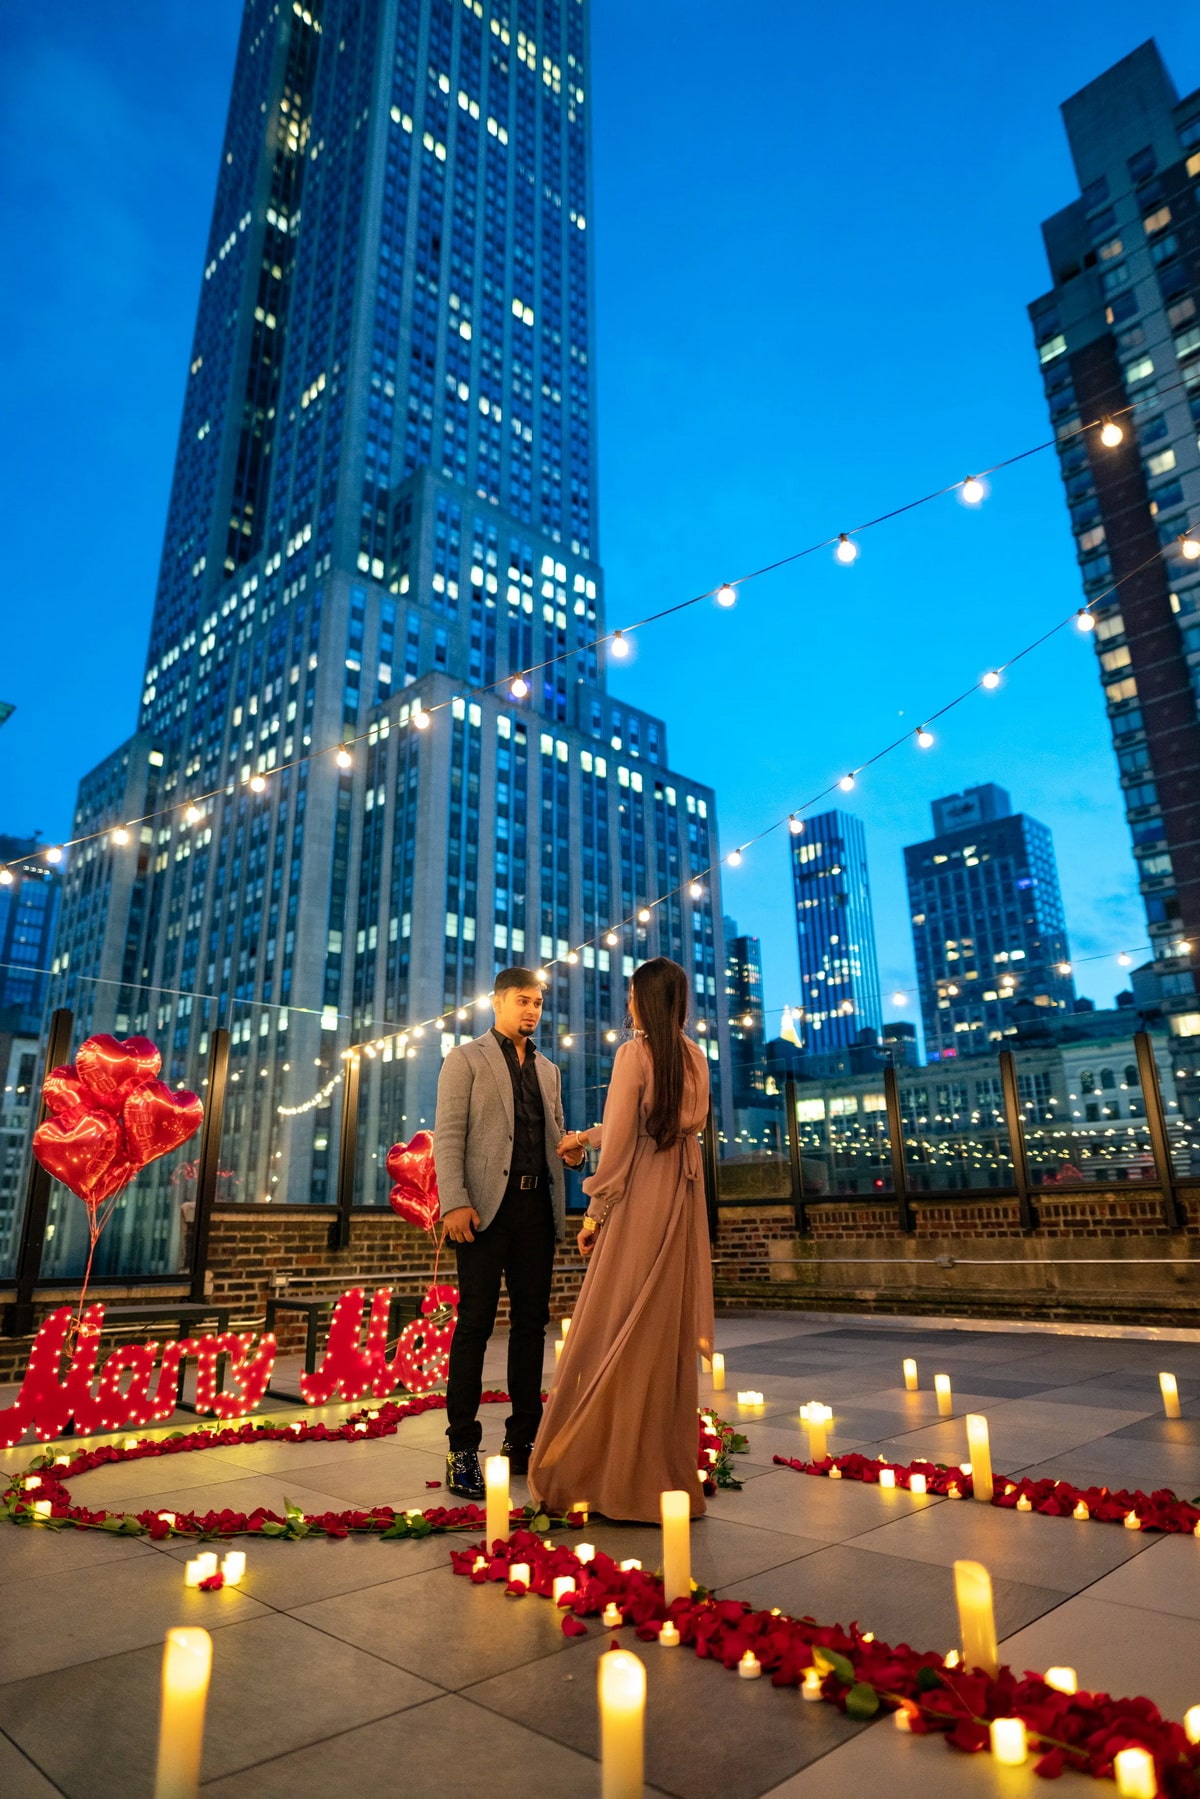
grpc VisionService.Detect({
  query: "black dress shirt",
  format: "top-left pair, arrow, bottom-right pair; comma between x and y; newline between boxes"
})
492,1029 -> 547,1180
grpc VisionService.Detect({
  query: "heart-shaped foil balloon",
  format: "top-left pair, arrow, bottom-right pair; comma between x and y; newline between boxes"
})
122,1082 -> 205,1169
75,1035 -> 163,1111
41,1065 -> 90,1117
386,1130 -> 440,1233
32,1109 -> 127,1207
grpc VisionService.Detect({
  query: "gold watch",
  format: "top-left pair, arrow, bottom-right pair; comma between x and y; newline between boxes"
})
580,1215 -> 599,1235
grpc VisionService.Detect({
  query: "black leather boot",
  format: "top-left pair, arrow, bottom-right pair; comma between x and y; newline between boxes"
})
446,1449 -> 486,1500
501,1438 -> 535,1477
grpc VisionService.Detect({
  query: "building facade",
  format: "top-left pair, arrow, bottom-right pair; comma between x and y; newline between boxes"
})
1029,40 -> 1200,1116
723,918 -> 766,1110
0,838 -> 60,1035
47,0 -> 727,1264
789,809 -> 883,1054
905,784 -> 1075,1062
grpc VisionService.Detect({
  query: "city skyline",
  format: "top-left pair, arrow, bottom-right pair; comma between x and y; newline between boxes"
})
6,4 -> 1200,1034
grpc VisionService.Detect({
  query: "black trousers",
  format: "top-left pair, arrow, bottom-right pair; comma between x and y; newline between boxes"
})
445,1179 -> 556,1452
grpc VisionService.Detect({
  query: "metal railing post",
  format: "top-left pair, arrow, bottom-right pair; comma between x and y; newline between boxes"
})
6,1008 -> 75,1336
1134,1030 -> 1183,1230
784,1074 -> 809,1235
998,1050 -> 1037,1231
329,1050 -> 361,1249
883,1064 -> 915,1234
189,1027 -> 230,1301
701,1099 -> 719,1244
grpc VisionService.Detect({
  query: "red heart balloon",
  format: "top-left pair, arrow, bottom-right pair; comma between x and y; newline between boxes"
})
41,1065 -> 90,1117
75,1035 -> 162,1110
386,1131 -> 440,1233
33,1108 -> 125,1205
122,1082 -> 204,1169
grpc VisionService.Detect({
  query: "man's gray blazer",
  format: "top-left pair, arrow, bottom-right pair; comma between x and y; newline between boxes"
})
433,1032 -> 569,1239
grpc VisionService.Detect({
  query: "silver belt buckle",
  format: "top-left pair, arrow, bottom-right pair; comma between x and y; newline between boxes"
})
519,1174 -> 540,1190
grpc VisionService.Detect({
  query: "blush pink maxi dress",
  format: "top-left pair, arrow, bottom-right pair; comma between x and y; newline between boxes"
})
527,1033 -> 715,1523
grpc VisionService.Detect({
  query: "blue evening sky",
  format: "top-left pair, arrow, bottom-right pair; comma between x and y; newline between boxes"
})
3,2 -> 1199,1032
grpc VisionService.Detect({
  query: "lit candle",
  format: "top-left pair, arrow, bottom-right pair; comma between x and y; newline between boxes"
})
801,1667 -> 823,1700
554,1339 -> 564,1363
602,1601 -> 623,1627
598,1648 -> 645,1799
153,1627 -> 212,1799
658,1620 -> 680,1647
561,1317 -> 572,1339
894,1706 -> 913,1731
660,1489 -> 691,1603
1016,1494 -> 1032,1512
909,1473 -> 927,1496
700,1354 -> 712,1374
800,1402 -> 832,1461
1124,1510 -> 1141,1531
990,1717 -> 1027,1766
553,1575 -> 576,1604
124,1436 -> 140,1451
472,1555 -> 486,1573
711,1353 -> 725,1392
1073,1500 -> 1089,1521
618,1559 -> 642,1572
1044,1666 -> 1077,1694
903,1357 -> 919,1391
737,1390 -> 763,1408
878,1468 -> 896,1489
947,1482 -> 962,1500
944,1649 -> 961,1669
935,1374 -> 952,1417
965,1414 -> 993,1504
184,1553 -> 218,1587
24,1476 -> 40,1490
485,1454 -> 510,1548
828,1465 -> 842,1480
738,1650 -> 762,1679
31,1499 -> 51,1520
953,1559 -> 998,1677
573,1500 -> 590,1525
577,1541 -> 596,1564
508,1561 -> 531,1589
1160,1372 -> 1181,1419
1184,1705 -> 1200,1745
159,1512 -> 177,1528
220,1551 -> 245,1586
1113,1747 -> 1157,1797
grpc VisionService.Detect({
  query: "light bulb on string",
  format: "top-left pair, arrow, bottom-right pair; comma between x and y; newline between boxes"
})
510,674 -> 530,699
982,670 -> 1001,690
1075,609 -> 1096,632
961,475 -> 985,505
916,727 -> 934,749
536,967 -> 549,983
1117,951 -> 1132,967
727,849 -> 743,867
335,747 -> 353,769
688,881 -> 703,899
185,805 -> 203,825
605,930 -> 619,946
715,582 -> 737,608
45,846 -> 63,864
637,907 -> 651,923
788,814 -> 804,835
835,533 -> 858,565
0,869 -> 12,887
838,774 -> 856,792
561,1034 -> 573,1048
1100,418 -> 1124,448
112,827 -> 130,845
566,950 -> 579,964
891,992 -> 907,1007
610,630 -> 630,658
413,705 -> 430,729
249,775 -> 267,792
1180,535 -> 1200,561
1057,961 -> 1072,976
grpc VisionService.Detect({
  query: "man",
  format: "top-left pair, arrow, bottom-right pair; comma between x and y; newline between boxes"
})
434,967 -> 585,1499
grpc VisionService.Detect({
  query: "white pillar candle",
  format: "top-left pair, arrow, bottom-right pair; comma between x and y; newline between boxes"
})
553,1576 -> 576,1604
1113,1747 -> 1157,1797
1184,1705 -> 1200,1745
903,1357 -> 918,1391
990,1717 -> 1027,1765
576,1541 -> 596,1564
485,1454 -> 510,1548
561,1317 -> 572,1338
1160,1372 -> 1181,1419
554,1338 -> 564,1363
184,1553 -> 218,1588
508,1562 -> 530,1589
699,1354 -> 712,1374
800,1402 -> 832,1461
599,1648 -> 645,1799
711,1352 -> 725,1392
1044,1666 -> 1077,1694
935,1374 -> 952,1417
909,1473 -> 927,1496
618,1558 -> 641,1572
965,1414 -> 993,1504
220,1551 -> 246,1586
953,1559 -> 998,1677
878,1468 -> 896,1489
31,1499 -> 51,1520
660,1489 -> 691,1603
153,1627 -> 212,1799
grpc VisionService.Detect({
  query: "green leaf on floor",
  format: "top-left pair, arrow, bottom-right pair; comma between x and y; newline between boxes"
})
530,1512 -> 551,1533
813,1646 -> 856,1685
846,1682 -> 880,1720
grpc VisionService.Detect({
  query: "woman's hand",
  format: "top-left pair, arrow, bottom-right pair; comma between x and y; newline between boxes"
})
577,1225 -> 596,1258
558,1130 -> 587,1165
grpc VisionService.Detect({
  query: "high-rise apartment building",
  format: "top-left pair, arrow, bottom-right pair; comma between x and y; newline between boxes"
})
1030,40 -> 1200,1108
48,0 -> 726,1260
789,810 -> 882,1053
723,916 -> 766,1113
905,784 -> 1075,1062
0,837 -> 60,1034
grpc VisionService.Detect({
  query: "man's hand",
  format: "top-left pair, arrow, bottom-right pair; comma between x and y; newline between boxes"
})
577,1225 -> 596,1258
557,1130 -> 587,1167
443,1206 -> 481,1244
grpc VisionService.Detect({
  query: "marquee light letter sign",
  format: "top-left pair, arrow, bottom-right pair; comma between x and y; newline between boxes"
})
0,1282 -> 457,1447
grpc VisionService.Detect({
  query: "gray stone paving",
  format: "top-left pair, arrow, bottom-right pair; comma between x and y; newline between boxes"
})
2,1311 -> 1200,1796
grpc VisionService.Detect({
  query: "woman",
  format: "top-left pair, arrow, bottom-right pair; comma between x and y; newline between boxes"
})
527,957 -> 714,1522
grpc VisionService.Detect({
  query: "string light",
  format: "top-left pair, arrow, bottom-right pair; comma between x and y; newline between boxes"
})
715,582 -> 737,608
891,992 -> 907,1006
610,629 -> 630,658
249,774 -> 267,792
1057,961 -> 1072,976
961,476 -> 985,505
981,670 -> 1001,690
0,870 -> 12,887
413,705 -> 430,729
835,533 -> 858,565
185,805 -> 203,824
688,881 -> 703,899
1075,608 -> 1096,632
838,774 -> 856,792
112,827 -> 130,845
1118,952 -> 1132,967
509,674 -> 530,699
335,747 -> 353,769
916,727 -> 934,749
45,847 -> 62,864
1100,417 -> 1124,447
637,908 -> 651,923
1180,534 -> 1200,561
727,849 -> 743,867
566,950 -> 579,964
788,815 -> 803,835
605,930 -> 619,946
561,1034 -> 574,1048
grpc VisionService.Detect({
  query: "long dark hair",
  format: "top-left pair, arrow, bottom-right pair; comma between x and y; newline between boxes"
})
629,957 -> 689,1150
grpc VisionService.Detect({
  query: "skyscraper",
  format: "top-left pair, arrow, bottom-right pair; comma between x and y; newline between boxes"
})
723,916 -> 766,1113
1029,41 -> 1200,1102
905,784 -> 1075,1062
789,810 -> 882,1053
0,837 -> 60,1035
48,0 -> 727,1256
